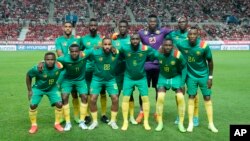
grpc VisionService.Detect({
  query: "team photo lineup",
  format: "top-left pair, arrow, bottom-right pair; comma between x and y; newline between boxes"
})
1,0 -> 250,140
26,13 -> 218,134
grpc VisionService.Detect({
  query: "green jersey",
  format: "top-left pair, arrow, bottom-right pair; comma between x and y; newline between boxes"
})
81,34 -> 102,72
112,35 -> 131,75
166,30 -> 188,46
90,48 -> 119,81
27,63 -> 63,91
155,49 -> 187,85
55,35 -> 81,55
57,50 -> 91,81
120,44 -> 155,80
176,40 -> 212,78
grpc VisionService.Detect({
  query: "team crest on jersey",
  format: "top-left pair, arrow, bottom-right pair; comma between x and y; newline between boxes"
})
138,53 -> 143,57
196,51 -> 201,56
149,37 -> 156,44
185,50 -> 188,54
43,74 -> 47,78
127,53 -> 131,57
155,30 -> 160,34
87,42 -> 91,46
99,57 -> 103,62
55,71 -> 59,76
144,31 -> 148,35
112,56 -> 115,61
171,61 -> 176,65
73,41 -> 77,44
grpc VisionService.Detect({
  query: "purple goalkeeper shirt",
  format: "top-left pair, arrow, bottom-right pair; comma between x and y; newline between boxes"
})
138,27 -> 172,70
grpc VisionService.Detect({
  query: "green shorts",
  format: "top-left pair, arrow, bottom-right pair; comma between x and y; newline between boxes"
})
123,76 -> 148,96
85,71 -> 93,90
157,74 -> 182,91
115,74 -> 124,91
31,86 -> 61,106
186,76 -> 211,96
61,79 -> 88,95
90,78 -> 118,95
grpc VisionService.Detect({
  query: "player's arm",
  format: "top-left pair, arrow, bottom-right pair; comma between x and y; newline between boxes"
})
55,38 -> 63,57
26,67 -> 36,100
179,54 -> 187,88
205,44 -> 213,89
207,58 -> 213,89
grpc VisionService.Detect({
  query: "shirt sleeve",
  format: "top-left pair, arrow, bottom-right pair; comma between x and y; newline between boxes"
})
27,65 -> 38,78
55,38 -> 62,51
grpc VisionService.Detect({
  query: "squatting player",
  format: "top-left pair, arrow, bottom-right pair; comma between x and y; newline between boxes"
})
26,52 -> 64,134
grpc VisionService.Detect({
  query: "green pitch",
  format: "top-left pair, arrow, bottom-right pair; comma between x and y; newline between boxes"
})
0,51 -> 249,141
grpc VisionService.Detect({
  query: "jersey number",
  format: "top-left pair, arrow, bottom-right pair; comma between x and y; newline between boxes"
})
49,79 -> 54,85
188,56 -> 196,62
164,66 -> 169,72
104,64 -> 110,70
149,37 -> 156,44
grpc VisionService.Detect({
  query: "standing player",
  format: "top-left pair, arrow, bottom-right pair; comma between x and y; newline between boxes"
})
26,52 -> 64,134
57,44 -> 90,131
167,16 -> 200,126
88,38 -> 119,130
112,20 -> 137,124
55,21 -> 81,123
81,18 -> 109,124
137,14 -> 172,123
176,26 -> 218,133
120,33 -> 156,131
154,39 -> 187,132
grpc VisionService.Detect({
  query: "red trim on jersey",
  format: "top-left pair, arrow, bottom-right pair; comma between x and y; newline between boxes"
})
56,62 -> 63,69
142,45 -> 147,51
200,41 -> 207,48
173,49 -> 180,58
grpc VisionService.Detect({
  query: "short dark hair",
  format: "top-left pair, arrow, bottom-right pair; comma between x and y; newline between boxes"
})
102,37 -> 112,42
44,52 -> 56,59
89,18 -> 97,23
63,21 -> 72,26
148,14 -> 158,19
119,19 -> 129,26
69,43 -> 80,48
164,38 -> 173,43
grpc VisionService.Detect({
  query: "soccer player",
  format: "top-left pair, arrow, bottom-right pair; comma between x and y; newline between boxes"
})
55,21 -> 81,123
137,14 -> 172,123
81,18 -> 109,124
167,16 -> 200,126
88,38 -> 119,130
26,52 -> 64,134
120,33 -> 155,131
112,20 -> 137,124
154,39 -> 187,132
57,44 -> 90,131
175,26 -> 218,133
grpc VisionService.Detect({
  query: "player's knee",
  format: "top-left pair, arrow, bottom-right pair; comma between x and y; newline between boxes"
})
112,95 -> 118,104
90,95 -> 98,104
55,102 -> 63,108
203,95 -> 211,101
30,104 -> 37,110
62,94 -> 69,104
189,95 -> 196,99
80,94 -> 88,103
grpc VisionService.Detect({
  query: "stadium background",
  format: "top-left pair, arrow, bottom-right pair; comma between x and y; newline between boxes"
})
0,0 -> 250,141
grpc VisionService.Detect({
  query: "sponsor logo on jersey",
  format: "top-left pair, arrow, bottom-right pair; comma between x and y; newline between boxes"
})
155,30 -> 160,34
99,57 -> 103,62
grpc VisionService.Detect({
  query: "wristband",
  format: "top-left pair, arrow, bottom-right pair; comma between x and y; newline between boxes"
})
209,76 -> 213,79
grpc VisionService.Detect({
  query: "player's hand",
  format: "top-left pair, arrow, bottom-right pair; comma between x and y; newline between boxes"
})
207,79 -> 212,89
28,91 -> 33,101
111,33 -> 119,40
111,47 -> 118,55
37,62 -> 44,72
